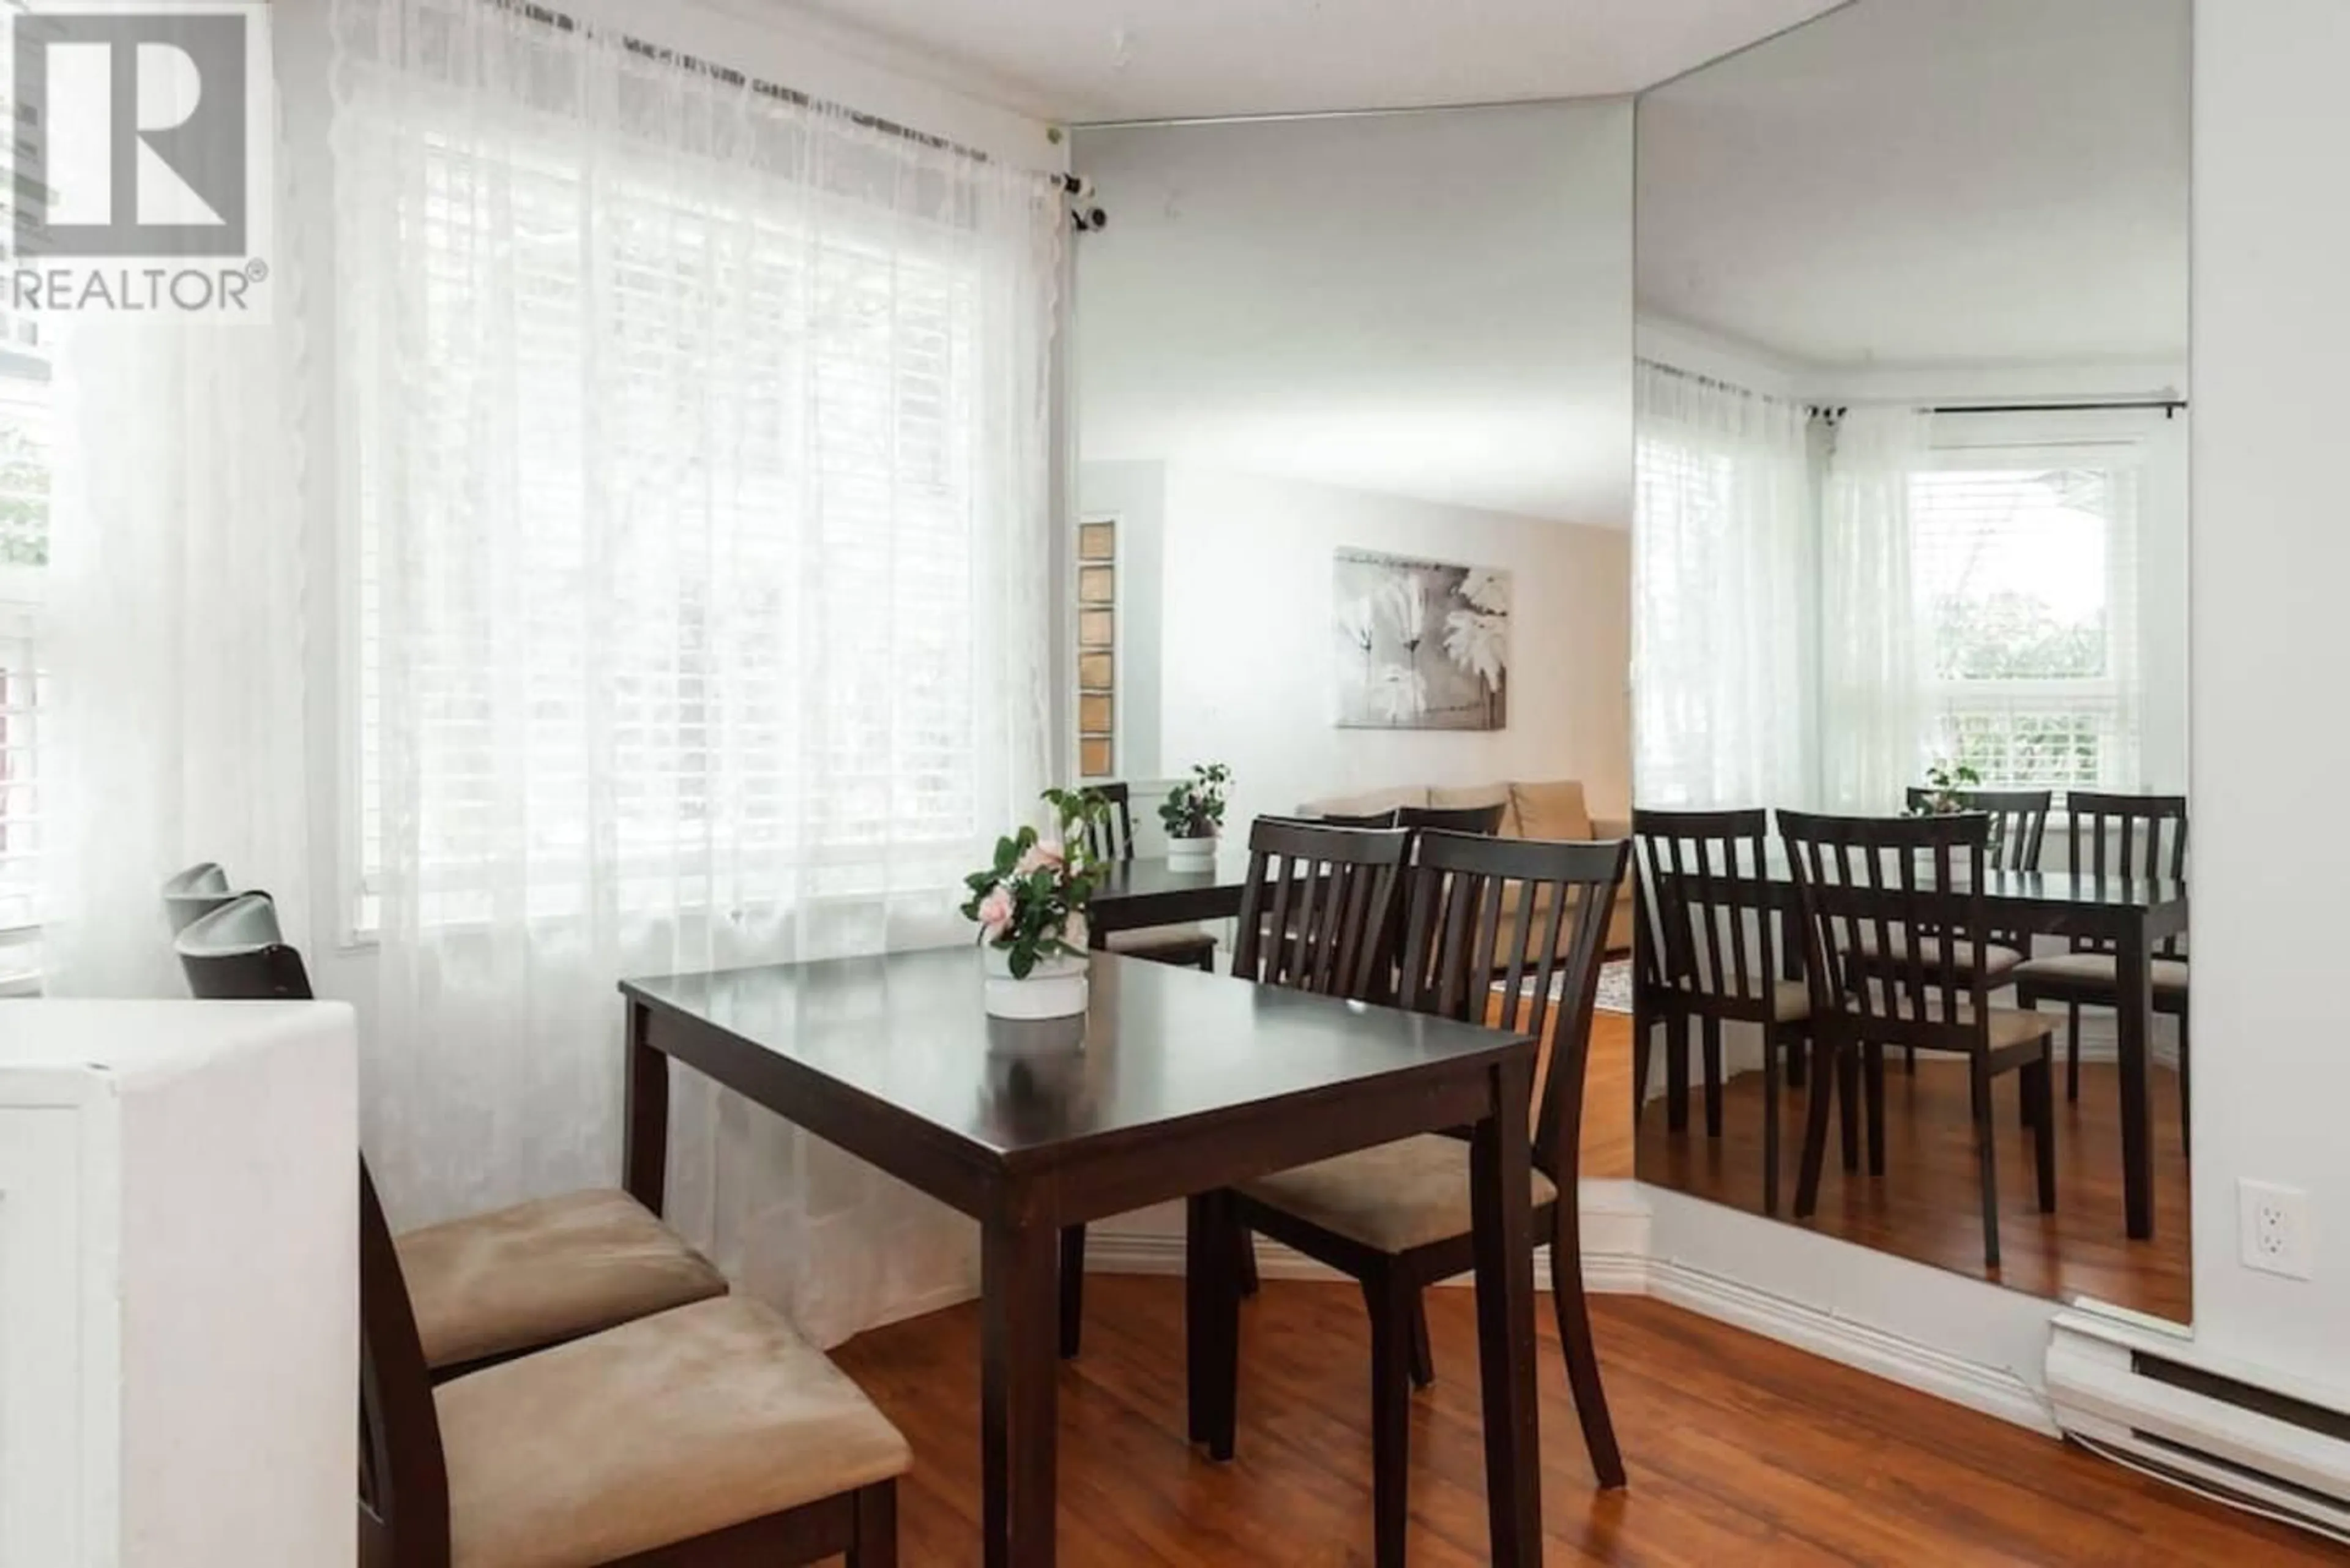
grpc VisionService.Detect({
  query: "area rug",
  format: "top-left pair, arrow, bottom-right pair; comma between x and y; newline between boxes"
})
1595,958 -> 1633,1015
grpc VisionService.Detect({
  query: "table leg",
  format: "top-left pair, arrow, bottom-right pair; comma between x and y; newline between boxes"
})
2117,921 -> 2157,1241
1185,1190 -> 1239,1459
982,1215 -> 1060,1567
622,1001 -> 668,1214
1470,1055 -> 1542,1566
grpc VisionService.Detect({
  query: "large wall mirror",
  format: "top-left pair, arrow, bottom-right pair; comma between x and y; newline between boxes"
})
1072,101 -> 1643,1187
1630,0 -> 2194,1322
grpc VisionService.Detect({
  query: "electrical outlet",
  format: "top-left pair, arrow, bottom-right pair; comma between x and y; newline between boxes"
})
2239,1179 -> 2314,1280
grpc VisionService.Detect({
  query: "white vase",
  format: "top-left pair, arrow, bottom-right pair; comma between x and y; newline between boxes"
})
981,944 -> 1091,1020
1167,834 -> 1218,872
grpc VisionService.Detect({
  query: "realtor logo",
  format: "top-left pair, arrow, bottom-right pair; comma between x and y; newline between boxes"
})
10,1 -> 272,318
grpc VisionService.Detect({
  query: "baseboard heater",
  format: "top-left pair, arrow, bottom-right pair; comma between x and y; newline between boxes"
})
2046,1311 -> 2350,1545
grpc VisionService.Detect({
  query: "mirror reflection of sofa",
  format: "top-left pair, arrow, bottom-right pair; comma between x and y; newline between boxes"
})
1298,780 -> 1635,958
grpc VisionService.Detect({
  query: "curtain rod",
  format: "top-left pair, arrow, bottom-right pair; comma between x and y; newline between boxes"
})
508,0 -> 998,166
1809,398 -> 2188,422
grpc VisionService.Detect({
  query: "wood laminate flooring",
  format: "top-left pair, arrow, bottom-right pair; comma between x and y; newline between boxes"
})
1636,1053 -> 2193,1321
831,1279 -> 2332,1565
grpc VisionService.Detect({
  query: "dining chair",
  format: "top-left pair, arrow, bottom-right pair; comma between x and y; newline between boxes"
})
2011,792 -> 2191,1149
1632,809 -> 1810,1214
1083,780 -> 1218,973
177,894 -> 730,1379
1779,811 -> 2057,1268
1893,786 -> 2054,1072
1395,802 -> 1507,835
161,861 -> 238,934
1056,819 -> 1409,1362
1203,831 -> 1629,1566
359,1162 -> 906,1568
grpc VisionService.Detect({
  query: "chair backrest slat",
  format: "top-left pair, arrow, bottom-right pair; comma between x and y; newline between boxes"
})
1396,831 -> 1628,1180
1779,810 -> 1992,1049
1231,819 -> 1409,998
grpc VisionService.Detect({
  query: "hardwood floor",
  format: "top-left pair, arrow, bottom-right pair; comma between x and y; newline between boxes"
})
1635,1049 -> 2192,1321
830,1277 -> 2332,1566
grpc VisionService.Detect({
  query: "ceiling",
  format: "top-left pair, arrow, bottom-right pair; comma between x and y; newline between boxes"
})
745,0 -> 1845,122
1638,0 -> 2191,371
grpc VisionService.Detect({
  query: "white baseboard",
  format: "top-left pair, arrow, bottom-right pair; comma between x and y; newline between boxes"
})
1645,1255 -> 2056,1434
1084,1179 -> 2056,1438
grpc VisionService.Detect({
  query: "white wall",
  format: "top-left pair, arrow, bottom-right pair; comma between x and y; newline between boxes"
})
2187,0 -> 2350,1393
1075,100 -> 1634,528
1152,465 -> 1632,829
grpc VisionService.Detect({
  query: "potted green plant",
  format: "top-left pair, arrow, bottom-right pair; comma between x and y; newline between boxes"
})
961,788 -> 1111,1020
1909,759 -> 1983,817
1158,763 -> 1232,872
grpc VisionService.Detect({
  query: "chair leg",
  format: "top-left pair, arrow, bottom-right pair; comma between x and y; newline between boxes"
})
1407,1290 -> 1434,1391
1837,1041 -> 1862,1173
2177,1007 -> 2191,1159
1795,1040 -> 1838,1219
847,1481 -> 898,1568
1633,1014 -> 1653,1113
1665,1008 -> 1691,1133
1234,1225 -> 1260,1299
1549,1201 -> 1627,1489
1701,1015 -> 1725,1138
1970,1058 -> 2002,1270
1365,1271 -> 1415,1567
2028,1051 -> 2057,1213
1762,1028 -> 1783,1217
1786,1036 -> 1807,1091
1863,1042 -> 1887,1178
1058,1224 -> 1086,1360
1903,1044 -> 1916,1077
2066,1002 -> 2081,1102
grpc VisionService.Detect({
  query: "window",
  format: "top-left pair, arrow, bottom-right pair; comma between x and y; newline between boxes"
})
0,342 -> 48,991
344,125 -> 992,931
1075,518 -> 1116,778
1911,451 -> 2141,794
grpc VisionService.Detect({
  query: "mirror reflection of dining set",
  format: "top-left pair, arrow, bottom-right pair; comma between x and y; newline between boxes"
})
1632,790 -> 2188,1270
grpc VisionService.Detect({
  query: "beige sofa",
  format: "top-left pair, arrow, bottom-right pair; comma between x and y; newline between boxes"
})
1297,779 -> 1635,955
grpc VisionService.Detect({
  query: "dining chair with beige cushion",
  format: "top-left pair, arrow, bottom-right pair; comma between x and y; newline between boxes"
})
2011,791 -> 2191,1151
1632,808 -> 1811,1214
177,893 -> 729,1378
1080,780 -> 1220,971
1199,830 -> 1629,1567
1780,810 -> 2057,1269
360,1163 -> 907,1568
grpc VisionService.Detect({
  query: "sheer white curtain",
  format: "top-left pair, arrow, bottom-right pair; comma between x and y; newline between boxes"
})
42,315 -> 315,994
1632,362 -> 1813,810
1819,405 -> 1934,812
330,0 -> 1062,1345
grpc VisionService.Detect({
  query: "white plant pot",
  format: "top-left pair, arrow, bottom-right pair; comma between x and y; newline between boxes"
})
1167,834 -> 1219,872
981,945 -> 1091,1020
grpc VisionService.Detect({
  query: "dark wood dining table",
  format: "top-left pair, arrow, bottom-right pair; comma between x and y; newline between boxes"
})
619,947 -> 1547,1567
1687,865 -> 2188,1241
1084,853 -> 1248,947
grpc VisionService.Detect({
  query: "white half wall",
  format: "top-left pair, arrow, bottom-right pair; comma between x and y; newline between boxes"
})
2185,0 -> 2350,1397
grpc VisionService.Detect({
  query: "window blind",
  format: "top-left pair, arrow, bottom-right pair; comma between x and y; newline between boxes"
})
350,130 -> 989,928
